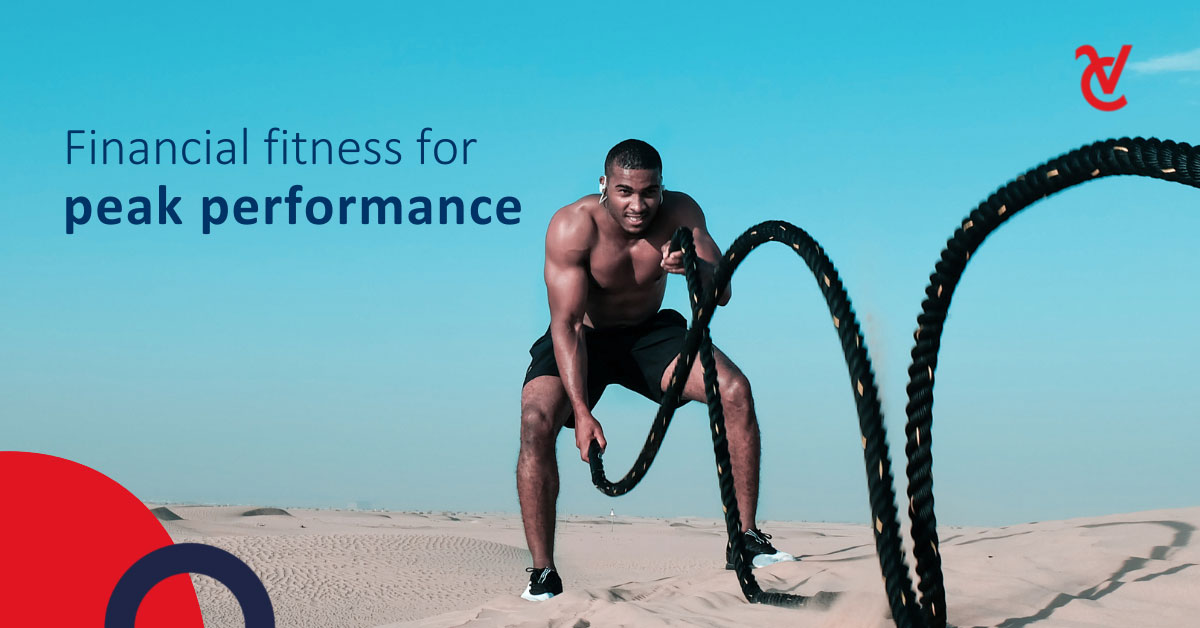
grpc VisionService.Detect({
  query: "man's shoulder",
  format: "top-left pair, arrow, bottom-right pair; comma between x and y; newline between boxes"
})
664,189 -> 700,207
662,190 -> 704,224
546,196 -> 600,255
548,195 -> 601,233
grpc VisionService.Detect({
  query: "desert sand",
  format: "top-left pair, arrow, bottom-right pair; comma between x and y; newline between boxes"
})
156,504 -> 1199,628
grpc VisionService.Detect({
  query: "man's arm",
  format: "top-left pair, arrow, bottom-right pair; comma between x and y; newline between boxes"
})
544,207 -> 607,462
659,193 -> 732,306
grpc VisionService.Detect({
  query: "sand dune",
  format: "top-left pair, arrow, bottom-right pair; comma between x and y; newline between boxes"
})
157,505 -> 1199,628
242,507 -> 292,517
150,506 -> 182,521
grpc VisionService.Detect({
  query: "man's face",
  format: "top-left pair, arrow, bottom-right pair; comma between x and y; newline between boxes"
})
602,167 -> 663,235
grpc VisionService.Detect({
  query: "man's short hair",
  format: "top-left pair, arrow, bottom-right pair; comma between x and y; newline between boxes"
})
605,139 -> 662,175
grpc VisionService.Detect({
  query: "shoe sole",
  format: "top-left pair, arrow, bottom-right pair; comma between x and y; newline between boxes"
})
521,585 -> 558,602
725,552 -> 797,570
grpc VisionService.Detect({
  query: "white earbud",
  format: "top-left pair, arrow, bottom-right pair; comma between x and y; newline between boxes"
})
598,176 -> 608,204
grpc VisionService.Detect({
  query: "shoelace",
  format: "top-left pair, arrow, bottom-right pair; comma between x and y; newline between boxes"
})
747,529 -> 773,544
525,567 -> 552,583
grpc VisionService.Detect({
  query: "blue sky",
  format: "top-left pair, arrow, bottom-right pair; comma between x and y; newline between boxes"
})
2,2 -> 1197,526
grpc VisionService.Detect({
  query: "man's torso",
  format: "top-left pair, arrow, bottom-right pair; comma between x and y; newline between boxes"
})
565,192 -> 692,329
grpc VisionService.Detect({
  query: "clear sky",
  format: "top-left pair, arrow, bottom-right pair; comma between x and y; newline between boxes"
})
2,2 -> 1197,527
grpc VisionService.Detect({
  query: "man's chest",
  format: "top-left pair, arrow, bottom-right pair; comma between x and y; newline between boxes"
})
587,238 -> 668,292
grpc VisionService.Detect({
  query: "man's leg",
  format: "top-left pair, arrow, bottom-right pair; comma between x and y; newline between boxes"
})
517,375 -> 571,569
660,348 -> 760,532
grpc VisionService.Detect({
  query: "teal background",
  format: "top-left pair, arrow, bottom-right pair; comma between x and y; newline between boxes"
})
2,2 -> 1198,525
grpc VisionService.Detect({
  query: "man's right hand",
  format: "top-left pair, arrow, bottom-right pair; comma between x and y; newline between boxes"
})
574,412 -> 607,463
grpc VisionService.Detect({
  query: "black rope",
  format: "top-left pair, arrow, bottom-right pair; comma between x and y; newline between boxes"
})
582,137 -> 1198,628
903,137 -> 1200,628
587,221 -> 922,624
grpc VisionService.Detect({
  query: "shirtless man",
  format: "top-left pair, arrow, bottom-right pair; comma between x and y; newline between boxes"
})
517,139 -> 794,601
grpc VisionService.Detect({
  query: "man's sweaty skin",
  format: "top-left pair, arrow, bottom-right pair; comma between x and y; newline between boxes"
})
517,167 -> 760,573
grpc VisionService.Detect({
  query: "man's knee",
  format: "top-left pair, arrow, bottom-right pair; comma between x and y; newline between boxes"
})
520,407 -> 560,450
720,372 -> 754,413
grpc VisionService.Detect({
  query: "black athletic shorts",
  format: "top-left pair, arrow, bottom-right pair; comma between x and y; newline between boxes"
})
523,309 -> 690,428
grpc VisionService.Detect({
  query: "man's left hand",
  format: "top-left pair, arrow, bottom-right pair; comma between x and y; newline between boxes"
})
660,243 -> 685,275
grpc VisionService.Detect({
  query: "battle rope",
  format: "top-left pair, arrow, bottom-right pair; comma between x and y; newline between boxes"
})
903,137 -> 1200,628
587,221 -> 922,624
583,137 -> 1198,627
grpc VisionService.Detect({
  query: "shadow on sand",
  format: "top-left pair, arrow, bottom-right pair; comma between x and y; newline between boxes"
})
980,520 -> 1196,628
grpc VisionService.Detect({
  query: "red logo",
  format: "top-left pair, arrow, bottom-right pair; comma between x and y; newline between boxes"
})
1076,45 -> 1132,111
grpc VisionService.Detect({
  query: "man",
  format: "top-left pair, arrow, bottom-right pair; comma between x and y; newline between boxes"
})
516,139 -> 794,601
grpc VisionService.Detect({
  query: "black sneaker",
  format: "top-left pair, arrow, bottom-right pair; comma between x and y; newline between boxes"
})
725,529 -> 797,570
521,566 -> 563,601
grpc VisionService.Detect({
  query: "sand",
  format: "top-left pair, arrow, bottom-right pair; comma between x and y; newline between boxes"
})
157,505 -> 1199,628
